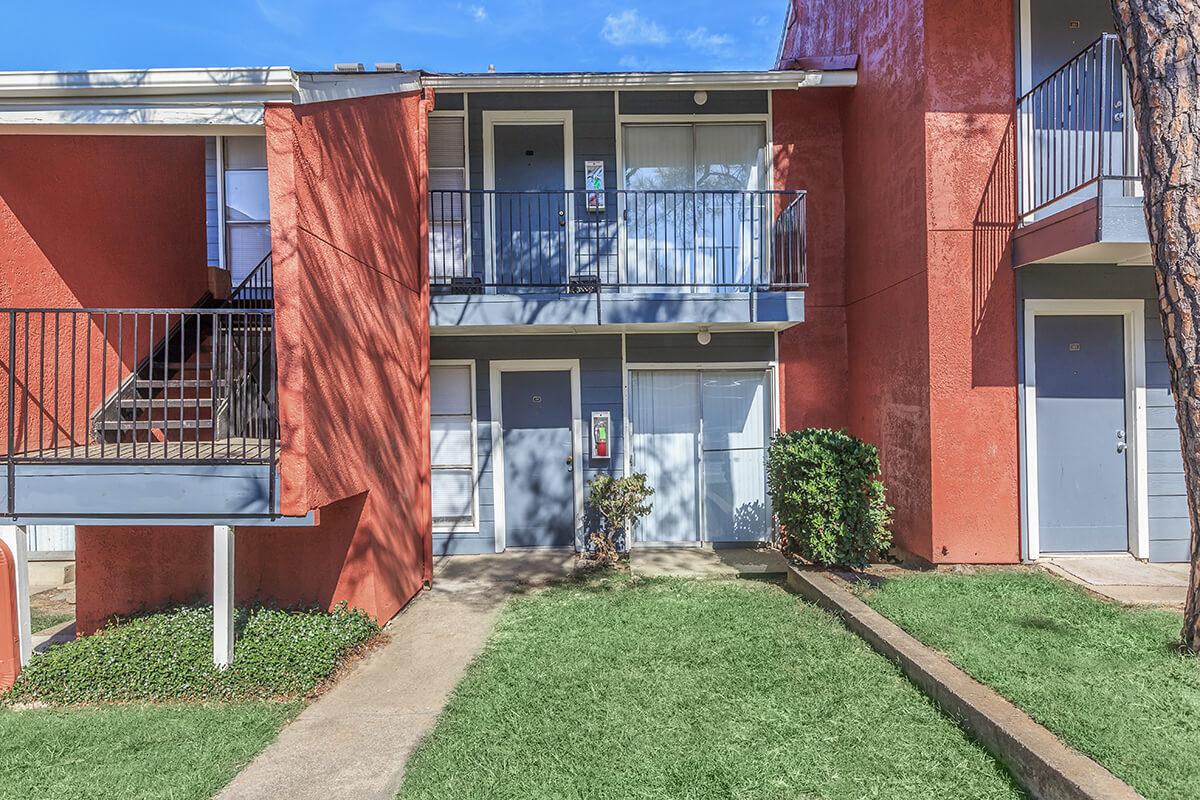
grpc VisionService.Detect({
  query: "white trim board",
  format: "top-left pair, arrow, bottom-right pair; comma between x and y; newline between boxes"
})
1021,299 -> 1150,561
430,359 -> 481,535
488,359 -> 584,553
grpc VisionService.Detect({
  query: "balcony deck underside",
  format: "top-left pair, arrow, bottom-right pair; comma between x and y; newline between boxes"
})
430,289 -> 805,330
4,440 -> 310,525
1014,195 -> 1150,268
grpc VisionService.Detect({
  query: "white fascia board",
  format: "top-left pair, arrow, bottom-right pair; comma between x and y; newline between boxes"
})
420,69 -> 857,91
0,67 -> 296,98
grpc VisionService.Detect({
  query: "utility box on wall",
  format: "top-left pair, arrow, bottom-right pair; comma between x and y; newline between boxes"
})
590,410 -> 611,460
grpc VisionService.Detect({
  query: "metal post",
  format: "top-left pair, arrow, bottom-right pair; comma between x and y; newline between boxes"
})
213,524 -> 235,668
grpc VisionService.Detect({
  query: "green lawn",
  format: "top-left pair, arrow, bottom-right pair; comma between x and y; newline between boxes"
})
858,570 -> 1200,800
0,702 -> 298,800
29,609 -> 73,634
398,576 -> 1022,800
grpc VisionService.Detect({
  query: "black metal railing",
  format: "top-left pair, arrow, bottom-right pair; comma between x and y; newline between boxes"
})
428,189 -> 806,291
1017,33 -> 1141,217
3,307 -> 278,515
229,252 -> 273,308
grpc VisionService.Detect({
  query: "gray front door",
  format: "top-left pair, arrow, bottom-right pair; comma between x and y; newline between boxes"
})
501,369 -> 574,547
492,124 -> 567,287
1034,314 -> 1129,552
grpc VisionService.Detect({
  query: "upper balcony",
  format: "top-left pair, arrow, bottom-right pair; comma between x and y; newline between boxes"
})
2,259 -> 284,523
1013,33 -> 1150,267
428,187 -> 806,329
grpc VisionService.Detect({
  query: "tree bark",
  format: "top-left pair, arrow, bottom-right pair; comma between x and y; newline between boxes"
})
1110,0 -> 1200,650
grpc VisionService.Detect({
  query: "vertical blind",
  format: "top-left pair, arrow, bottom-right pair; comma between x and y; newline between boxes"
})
431,364 -> 476,527
223,137 -> 272,286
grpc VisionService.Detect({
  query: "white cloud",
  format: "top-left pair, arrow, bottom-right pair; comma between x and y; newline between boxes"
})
469,4 -> 487,21
602,9 -> 669,46
684,27 -> 732,53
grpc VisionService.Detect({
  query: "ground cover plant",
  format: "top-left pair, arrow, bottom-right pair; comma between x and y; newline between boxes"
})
398,576 -> 1022,800
7,602 -> 379,704
859,570 -> 1200,800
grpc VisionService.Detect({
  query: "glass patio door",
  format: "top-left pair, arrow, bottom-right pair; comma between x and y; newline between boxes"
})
622,123 -> 766,289
629,369 -> 771,544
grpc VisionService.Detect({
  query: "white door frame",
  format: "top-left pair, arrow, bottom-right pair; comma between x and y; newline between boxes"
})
489,359 -> 583,552
481,110 -> 575,287
624,361 -> 777,548
1022,299 -> 1149,561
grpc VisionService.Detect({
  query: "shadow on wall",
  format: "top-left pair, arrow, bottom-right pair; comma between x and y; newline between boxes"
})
267,90 -> 432,621
971,116 -> 1017,388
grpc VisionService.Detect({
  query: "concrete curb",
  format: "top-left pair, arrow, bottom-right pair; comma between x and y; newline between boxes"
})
786,566 -> 1144,800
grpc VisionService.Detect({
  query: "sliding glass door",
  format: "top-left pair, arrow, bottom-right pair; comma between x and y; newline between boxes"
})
623,123 -> 766,289
629,369 -> 772,544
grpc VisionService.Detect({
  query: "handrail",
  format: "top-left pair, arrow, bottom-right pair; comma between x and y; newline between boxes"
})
428,188 -> 807,291
1016,34 -> 1140,218
229,252 -> 273,308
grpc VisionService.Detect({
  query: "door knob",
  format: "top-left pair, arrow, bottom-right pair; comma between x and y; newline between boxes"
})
566,454 -> 574,473
1116,429 -> 1127,454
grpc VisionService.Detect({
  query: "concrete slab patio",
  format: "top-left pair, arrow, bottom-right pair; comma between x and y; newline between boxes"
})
216,550 -> 577,800
630,546 -> 788,578
1044,555 -> 1189,609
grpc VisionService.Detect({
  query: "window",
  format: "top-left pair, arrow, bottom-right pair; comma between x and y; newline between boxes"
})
223,137 -> 272,286
623,123 -> 766,191
428,116 -> 469,281
431,362 -> 477,530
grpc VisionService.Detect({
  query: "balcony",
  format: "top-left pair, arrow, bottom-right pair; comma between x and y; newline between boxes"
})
427,188 -> 807,329
1014,33 -> 1150,266
2,260 -> 284,522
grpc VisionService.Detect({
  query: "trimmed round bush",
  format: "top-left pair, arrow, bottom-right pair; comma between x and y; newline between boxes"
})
5,602 -> 379,705
766,428 -> 893,568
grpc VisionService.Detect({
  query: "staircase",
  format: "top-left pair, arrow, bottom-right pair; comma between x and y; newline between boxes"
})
90,255 -> 276,453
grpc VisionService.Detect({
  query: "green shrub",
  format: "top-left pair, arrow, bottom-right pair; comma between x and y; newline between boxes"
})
586,472 -> 654,564
6,602 -> 379,705
766,428 -> 893,568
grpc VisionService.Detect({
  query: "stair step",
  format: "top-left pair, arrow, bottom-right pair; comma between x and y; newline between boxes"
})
96,418 -> 214,431
115,398 -> 214,409
134,379 -> 225,389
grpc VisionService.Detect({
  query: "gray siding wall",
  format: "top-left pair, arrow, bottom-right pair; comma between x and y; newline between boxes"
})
430,334 -> 624,556
618,90 -> 767,115
1019,264 -> 1190,562
625,331 -> 775,363
205,137 -> 219,266
429,331 -> 777,555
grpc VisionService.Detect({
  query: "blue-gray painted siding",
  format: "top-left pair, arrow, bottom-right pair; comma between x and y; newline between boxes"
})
429,330 -> 777,555
618,90 -> 767,115
431,334 -> 624,556
436,92 -> 465,111
1019,264 -> 1190,562
3,463 -> 304,524
625,331 -> 775,363
429,290 -> 804,329
205,137 -> 219,266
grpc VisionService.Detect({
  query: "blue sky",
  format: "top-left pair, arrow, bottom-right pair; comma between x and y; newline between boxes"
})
3,2 -> 786,73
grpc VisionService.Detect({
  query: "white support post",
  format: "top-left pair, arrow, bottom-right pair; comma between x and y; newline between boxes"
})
213,525 -> 235,668
0,525 -> 31,666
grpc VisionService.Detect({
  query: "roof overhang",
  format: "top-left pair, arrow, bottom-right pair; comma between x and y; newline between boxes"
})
419,69 -> 856,91
0,67 -> 298,133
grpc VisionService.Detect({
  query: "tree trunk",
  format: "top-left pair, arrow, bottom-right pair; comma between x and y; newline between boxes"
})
1110,0 -> 1200,650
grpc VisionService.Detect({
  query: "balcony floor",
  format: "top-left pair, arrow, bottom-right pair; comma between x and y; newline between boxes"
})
13,437 -> 277,463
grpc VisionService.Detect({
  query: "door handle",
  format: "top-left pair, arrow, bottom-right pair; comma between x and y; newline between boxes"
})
1116,429 -> 1127,454
566,454 -> 574,473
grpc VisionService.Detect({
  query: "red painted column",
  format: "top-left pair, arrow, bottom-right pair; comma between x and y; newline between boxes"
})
0,540 -> 21,691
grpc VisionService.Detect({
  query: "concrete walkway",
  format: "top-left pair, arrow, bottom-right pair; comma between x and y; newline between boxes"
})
217,550 -> 577,800
630,546 -> 788,578
1044,555 -> 1190,608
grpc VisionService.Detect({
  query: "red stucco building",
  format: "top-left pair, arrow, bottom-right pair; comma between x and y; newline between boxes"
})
0,0 -> 1181,681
